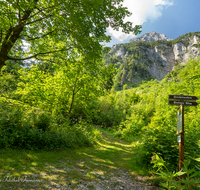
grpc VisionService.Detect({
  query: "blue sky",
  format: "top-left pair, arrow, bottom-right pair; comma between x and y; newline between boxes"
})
105,0 -> 200,47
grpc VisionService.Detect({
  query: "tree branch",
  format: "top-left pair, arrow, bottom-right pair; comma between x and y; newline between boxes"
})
25,11 -> 70,27
21,29 -> 57,41
7,48 -> 71,61
28,4 -> 61,20
22,15 -> 49,26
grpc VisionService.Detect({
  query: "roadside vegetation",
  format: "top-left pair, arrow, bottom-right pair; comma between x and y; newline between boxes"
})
1,56 -> 200,189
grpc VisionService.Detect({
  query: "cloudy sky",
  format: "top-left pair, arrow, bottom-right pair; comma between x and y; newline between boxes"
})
105,0 -> 200,47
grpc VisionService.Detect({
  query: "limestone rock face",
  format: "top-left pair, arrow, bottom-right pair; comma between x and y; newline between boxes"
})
145,44 -> 175,80
105,32 -> 200,83
129,31 -> 172,43
173,35 -> 200,64
114,45 -> 126,57
111,44 -> 119,52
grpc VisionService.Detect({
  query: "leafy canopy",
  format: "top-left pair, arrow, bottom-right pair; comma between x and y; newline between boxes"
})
0,0 -> 141,70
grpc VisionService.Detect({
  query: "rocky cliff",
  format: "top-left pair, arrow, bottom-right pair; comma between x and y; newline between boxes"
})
128,31 -> 172,43
104,32 -> 200,89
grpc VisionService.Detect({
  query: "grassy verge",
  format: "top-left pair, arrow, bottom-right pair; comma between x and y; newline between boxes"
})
0,127 -> 151,190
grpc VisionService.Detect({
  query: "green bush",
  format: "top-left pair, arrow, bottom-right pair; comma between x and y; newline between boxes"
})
0,121 -> 101,150
0,97 -> 101,150
142,130 -> 179,170
23,108 -> 51,132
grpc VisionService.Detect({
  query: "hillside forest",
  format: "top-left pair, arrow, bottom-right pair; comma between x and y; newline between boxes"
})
0,1 -> 200,189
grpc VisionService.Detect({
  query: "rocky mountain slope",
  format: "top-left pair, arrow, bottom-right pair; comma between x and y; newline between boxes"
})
104,32 -> 200,89
128,31 -> 172,43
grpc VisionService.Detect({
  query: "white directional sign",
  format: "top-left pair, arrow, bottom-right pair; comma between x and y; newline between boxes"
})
177,106 -> 182,134
177,135 -> 181,143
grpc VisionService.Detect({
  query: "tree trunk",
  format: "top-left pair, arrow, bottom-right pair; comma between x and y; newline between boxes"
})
0,1 -> 38,71
0,55 -> 7,71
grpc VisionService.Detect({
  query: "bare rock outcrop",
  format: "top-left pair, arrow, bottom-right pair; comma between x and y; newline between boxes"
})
128,31 -> 172,43
106,32 -> 200,83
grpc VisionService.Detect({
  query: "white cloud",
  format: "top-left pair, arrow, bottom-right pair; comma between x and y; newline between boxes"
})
107,0 -> 174,41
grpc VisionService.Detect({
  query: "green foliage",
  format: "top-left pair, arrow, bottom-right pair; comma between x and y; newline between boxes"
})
0,0 -> 141,70
143,128 -> 179,169
176,159 -> 200,189
102,64 -> 116,91
104,56 -> 121,66
151,153 -> 185,190
111,59 -> 152,90
151,154 -> 200,190
23,108 -> 51,132
0,73 -> 19,97
140,58 -> 200,169
94,94 -> 126,127
172,32 -> 200,46
151,153 -> 182,190
0,51 -> 108,150
0,96 -> 101,150
0,0 -> 144,152
14,53 -> 107,122
1,61 -> 23,75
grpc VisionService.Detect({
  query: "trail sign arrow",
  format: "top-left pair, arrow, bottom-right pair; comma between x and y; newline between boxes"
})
168,100 -> 199,106
169,95 -> 198,100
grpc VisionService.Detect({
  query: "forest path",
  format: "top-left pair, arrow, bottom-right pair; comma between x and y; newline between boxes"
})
0,129 -> 157,190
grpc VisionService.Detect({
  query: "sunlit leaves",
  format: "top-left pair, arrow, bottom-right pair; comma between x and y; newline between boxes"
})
0,0 -> 140,70
15,50 -> 107,122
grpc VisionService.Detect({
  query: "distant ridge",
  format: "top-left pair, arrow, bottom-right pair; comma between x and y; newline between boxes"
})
128,31 -> 173,43
104,31 -> 200,89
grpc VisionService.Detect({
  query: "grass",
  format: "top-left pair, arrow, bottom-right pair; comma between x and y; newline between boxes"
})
0,127 -> 151,189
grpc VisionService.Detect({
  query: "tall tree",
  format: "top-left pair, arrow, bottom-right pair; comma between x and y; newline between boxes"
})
0,0 -> 141,70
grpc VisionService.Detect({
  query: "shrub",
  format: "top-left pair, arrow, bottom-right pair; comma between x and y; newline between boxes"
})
0,97 -> 101,150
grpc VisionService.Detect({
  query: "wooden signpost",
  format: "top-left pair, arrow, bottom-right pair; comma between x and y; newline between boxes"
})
168,94 -> 199,179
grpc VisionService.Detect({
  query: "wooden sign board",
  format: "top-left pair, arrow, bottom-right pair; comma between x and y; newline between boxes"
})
168,100 -> 198,106
169,95 -> 198,100
177,106 -> 182,134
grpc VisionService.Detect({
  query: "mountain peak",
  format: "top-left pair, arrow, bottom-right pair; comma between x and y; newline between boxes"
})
128,31 -> 173,43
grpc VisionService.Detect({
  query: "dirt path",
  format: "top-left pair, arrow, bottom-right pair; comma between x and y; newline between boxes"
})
45,132 -> 156,190
0,131 -> 157,190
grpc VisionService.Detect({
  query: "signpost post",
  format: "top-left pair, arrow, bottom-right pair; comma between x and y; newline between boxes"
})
168,94 -> 198,179
177,105 -> 184,176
